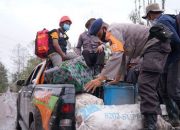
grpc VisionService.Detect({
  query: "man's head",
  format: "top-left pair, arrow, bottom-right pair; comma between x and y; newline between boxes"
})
88,18 -> 108,42
85,18 -> 96,30
59,16 -> 72,31
142,3 -> 164,20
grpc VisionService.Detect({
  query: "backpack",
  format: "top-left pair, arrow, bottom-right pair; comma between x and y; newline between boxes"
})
35,29 -> 49,58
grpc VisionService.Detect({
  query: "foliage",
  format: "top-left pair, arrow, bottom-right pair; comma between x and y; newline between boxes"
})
20,56 -> 42,80
11,43 -> 29,82
129,0 -> 166,25
10,41 -> 42,92
10,56 -> 42,92
0,62 -> 8,92
11,42 -> 42,82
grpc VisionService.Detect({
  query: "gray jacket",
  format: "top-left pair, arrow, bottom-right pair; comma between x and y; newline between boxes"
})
108,23 -> 150,58
76,31 -> 101,55
107,23 -> 149,79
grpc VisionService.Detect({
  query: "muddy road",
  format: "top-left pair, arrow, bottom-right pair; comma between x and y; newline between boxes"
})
0,92 -> 17,130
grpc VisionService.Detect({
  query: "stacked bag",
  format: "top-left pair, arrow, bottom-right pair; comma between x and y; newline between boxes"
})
75,93 -> 173,130
75,104 -> 173,130
45,56 -> 93,92
76,93 -> 104,110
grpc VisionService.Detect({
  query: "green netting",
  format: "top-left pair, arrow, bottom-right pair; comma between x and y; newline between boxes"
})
45,57 -> 93,92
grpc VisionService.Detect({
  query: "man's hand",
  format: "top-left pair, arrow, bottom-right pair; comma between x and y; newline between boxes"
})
107,75 -> 121,85
53,39 -> 68,60
61,53 -> 68,61
84,79 -> 102,93
97,45 -> 104,53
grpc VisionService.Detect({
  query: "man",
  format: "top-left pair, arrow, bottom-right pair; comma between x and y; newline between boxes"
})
48,16 -> 77,66
142,3 -> 180,128
84,18 -> 149,91
84,18 -> 172,130
76,18 -> 105,75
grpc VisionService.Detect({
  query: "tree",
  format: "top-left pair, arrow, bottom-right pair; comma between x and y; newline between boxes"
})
10,56 -> 41,92
0,62 -> 8,92
10,42 -> 42,92
11,42 -> 42,82
129,0 -> 165,25
11,43 -> 30,82
129,0 -> 145,25
129,11 -> 139,24
20,56 -> 41,80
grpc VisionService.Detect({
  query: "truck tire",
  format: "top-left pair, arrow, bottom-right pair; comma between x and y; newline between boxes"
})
30,121 -> 35,130
16,99 -> 22,130
15,119 -> 22,130
30,108 -> 43,130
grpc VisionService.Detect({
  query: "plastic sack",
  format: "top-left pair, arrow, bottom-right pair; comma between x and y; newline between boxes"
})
76,93 -> 104,110
76,104 -> 173,130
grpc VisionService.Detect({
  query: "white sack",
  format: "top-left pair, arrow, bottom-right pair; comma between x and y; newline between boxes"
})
76,93 -> 104,110
76,104 -> 173,130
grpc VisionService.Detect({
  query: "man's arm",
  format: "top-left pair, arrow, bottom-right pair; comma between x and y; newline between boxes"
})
84,52 -> 125,93
52,39 -> 66,58
76,34 -> 83,55
84,75 -> 107,93
50,30 -> 66,59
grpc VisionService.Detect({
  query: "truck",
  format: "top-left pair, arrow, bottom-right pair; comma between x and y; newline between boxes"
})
16,60 -> 76,130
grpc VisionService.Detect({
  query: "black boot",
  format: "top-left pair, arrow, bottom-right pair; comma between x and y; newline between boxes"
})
142,114 -> 157,130
168,111 -> 180,128
166,99 -> 180,127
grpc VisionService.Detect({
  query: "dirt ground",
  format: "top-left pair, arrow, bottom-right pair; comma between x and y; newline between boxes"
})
0,92 -> 17,130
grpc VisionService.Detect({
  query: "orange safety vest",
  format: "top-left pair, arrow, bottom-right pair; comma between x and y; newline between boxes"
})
106,32 -> 124,52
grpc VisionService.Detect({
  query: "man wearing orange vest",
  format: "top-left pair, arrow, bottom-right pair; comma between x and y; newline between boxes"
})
85,18 -> 149,91
85,18 -> 172,130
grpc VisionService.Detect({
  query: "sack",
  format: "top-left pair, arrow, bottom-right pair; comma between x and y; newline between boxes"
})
76,93 -> 104,110
76,104 -> 173,130
35,28 -> 49,58
45,56 -> 93,92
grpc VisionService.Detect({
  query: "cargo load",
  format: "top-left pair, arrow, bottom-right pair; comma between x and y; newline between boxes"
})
76,93 -> 104,110
76,104 -> 172,130
45,56 -> 93,92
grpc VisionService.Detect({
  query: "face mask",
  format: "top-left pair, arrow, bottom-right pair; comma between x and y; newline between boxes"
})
149,19 -> 157,26
101,30 -> 108,43
63,24 -> 70,31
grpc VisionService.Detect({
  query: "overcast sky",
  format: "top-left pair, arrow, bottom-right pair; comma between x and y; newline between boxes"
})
0,0 -> 179,76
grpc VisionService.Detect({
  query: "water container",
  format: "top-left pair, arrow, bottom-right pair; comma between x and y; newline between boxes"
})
103,82 -> 136,105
